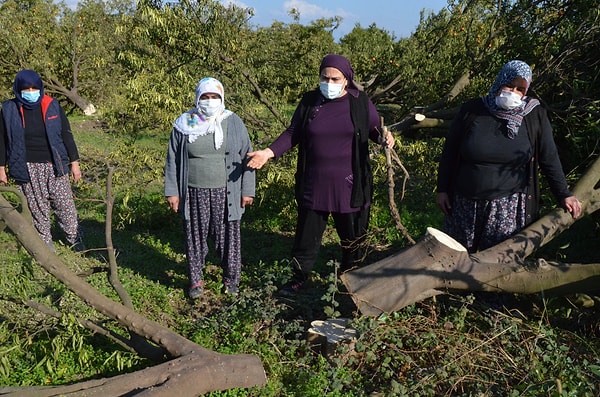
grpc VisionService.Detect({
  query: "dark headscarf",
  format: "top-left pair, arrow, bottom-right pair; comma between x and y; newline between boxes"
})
13,69 -> 45,109
483,60 -> 540,138
319,54 -> 359,97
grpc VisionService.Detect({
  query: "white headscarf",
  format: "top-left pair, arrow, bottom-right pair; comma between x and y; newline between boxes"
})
173,77 -> 232,148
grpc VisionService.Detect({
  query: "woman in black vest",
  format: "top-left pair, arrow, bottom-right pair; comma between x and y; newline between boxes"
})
247,54 -> 394,295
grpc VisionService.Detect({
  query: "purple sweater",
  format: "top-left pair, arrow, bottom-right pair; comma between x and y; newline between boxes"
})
269,92 -> 380,213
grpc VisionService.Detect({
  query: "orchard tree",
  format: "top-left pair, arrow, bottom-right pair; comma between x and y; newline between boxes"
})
105,0 -> 259,137
107,0 -> 340,140
338,23 -> 397,90
60,0 -> 135,114
243,17 -> 339,137
0,0 -> 64,96
247,18 -> 338,105
0,0 -> 122,114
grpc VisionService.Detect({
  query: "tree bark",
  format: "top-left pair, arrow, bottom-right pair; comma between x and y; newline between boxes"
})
45,75 -> 97,116
342,154 -> 600,316
0,193 -> 266,396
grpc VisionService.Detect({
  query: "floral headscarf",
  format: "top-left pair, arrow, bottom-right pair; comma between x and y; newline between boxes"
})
173,77 -> 232,148
483,60 -> 540,139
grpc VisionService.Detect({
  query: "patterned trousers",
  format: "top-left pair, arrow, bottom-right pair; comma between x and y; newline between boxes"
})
184,187 -> 242,288
19,162 -> 82,246
444,192 -> 527,253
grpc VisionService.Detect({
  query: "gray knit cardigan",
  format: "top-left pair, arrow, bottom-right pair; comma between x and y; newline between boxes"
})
164,112 -> 255,221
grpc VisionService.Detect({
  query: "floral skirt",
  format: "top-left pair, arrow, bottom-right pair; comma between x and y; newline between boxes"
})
443,192 -> 527,252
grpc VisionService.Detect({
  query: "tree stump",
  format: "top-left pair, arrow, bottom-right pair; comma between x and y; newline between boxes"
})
307,318 -> 357,360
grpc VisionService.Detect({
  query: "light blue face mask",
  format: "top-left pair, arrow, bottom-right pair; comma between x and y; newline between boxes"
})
21,90 -> 41,103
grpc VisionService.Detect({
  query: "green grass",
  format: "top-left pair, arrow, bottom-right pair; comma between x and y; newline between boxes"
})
0,118 -> 599,395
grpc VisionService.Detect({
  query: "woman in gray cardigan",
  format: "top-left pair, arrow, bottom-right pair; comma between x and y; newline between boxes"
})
165,77 -> 255,298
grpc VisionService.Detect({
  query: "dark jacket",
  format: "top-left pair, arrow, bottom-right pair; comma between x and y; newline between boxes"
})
437,98 -> 572,223
1,95 -> 72,183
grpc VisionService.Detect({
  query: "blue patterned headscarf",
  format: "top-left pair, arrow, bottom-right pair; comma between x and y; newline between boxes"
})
483,60 -> 540,138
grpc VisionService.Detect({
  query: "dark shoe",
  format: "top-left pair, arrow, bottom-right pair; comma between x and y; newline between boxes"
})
280,258 -> 307,296
189,283 -> 203,299
224,283 -> 239,296
280,279 -> 306,297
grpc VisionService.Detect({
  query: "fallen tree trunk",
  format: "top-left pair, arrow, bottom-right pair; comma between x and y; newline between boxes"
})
342,154 -> 600,316
0,352 -> 265,397
0,192 -> 267,396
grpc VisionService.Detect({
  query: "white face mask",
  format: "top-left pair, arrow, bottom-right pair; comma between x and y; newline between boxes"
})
495,90 -> 523,110
198,98 -> 222,117
319,82 -> 345,100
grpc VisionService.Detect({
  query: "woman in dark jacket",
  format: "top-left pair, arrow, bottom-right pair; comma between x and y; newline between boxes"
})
0,69 -> 83,252
436,60 -> 581,253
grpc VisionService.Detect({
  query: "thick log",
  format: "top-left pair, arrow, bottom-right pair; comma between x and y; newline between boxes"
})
341,228 -> 469,316
342,154 -> 600,316
342,228 -> 600,316
0,352 -> 265,396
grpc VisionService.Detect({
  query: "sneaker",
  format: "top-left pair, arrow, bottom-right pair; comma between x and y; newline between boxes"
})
224,284 -> 239,296
189,283 -> 203,299
280,279 -> 306,297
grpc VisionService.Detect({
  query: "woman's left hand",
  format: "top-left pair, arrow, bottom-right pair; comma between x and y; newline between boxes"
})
70,161 -> 82,182
383,131 -> 395,149
563,196 -> 582,219
241,196 -> 254,208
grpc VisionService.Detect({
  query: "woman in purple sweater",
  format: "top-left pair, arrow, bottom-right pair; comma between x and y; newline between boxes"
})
247,54 -> 394,295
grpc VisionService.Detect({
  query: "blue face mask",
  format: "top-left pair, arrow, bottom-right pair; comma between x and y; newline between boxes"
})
21,90 -> 41,103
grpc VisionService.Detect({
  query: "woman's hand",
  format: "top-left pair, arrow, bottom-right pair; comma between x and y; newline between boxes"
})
0,166 -> 7,185
383,131 -> 395,149
241,196 -> 254,208
436,192 -> 452,215
70,161 -> 82,182
246,148 -> 274,170
563,196 -> 582,219
167,196 -> 179,212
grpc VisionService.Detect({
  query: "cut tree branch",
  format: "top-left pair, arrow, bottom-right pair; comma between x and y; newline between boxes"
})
342,154 -> 600,316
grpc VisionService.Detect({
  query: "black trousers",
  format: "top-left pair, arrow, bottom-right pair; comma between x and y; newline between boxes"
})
291,206 -> 370,278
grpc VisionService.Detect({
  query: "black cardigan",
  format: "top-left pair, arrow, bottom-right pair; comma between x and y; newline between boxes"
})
437,98 -> 572,223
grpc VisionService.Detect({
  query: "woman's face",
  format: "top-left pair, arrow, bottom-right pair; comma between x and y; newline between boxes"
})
320,67 -> 346,87
200,92 -> 221,100
498,77 -> 527,98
